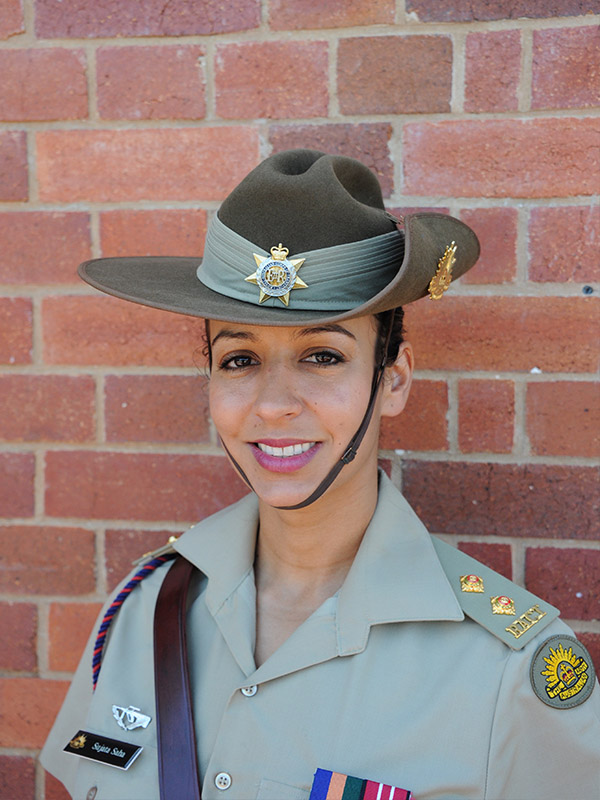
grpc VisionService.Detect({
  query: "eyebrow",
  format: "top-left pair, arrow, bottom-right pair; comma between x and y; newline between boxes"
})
210,329 -> 258,347
210,323 -> 357,348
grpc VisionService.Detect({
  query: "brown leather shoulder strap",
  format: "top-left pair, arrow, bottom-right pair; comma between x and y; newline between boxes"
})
153,556 -> 202,800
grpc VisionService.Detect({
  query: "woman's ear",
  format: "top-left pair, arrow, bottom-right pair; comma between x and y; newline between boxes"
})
380,341 -> 414,418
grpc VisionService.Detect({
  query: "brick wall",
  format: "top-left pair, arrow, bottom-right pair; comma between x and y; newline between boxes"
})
0,2 -> 599,797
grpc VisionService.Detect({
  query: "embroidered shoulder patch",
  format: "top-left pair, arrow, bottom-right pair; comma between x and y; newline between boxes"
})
530,634 -> 595,709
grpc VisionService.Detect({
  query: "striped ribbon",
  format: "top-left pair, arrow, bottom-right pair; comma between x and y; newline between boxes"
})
92,554 -> 177,690
310,769 -> 411,800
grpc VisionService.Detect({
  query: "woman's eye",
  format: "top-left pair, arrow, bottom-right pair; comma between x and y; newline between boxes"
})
219,353 -> 257,370
304,350 -> 344,365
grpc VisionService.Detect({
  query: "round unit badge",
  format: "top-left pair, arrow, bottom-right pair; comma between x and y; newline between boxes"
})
530,634 -> 595,709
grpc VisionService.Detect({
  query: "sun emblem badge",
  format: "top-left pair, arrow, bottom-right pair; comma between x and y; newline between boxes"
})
530,635 -> 594,709
245,244 -> 308,306
69,733 -> 87,749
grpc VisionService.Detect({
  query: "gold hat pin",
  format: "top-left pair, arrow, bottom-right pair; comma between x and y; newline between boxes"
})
429,242 -> 457,300
245,243 -> 307,306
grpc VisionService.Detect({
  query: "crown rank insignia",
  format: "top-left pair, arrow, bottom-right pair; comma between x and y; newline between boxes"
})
245,243 -> 308,306
428,241 -> 457,300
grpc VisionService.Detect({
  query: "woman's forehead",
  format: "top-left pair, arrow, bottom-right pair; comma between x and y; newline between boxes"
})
208,316 -> 377,345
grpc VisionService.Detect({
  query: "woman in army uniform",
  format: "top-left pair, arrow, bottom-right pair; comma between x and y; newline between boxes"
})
42,150 -> 600,800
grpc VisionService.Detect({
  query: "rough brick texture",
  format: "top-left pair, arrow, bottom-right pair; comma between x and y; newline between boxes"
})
104,375 -> 210,443
527,382 -> 600,458
97,45 -> 206,120
379,380 -> 448,451
43,295 -> 207,367
216,42 -> 328,119
403,119 -> 600,198
0,375 -> 95,442
402,462 -> 599,539
270,0 -> 394,29
0,298 -> 32,365
0,527 -> 95,595
458,542 -> 512,580
0,0 -> 24,39
0,453 -> 34,517
0,211 -> 91,284
35,0 -> 260,38
526,547 -> 600,619
464,30 -> 520,113
48,603 -> 101,672
270,123 -> 394,198
459,208 -> 517,284
458,380 -> 514,454
0,48 -> 87,121
0,130 -> 27,201
37,128 -> 260,202
45,773 -> 71,800
404,296 -> 599,373
45,452 -> 248,521
0,603 -> 37,671
0,678 -> 69,748
406,0 -> 600,21
529,206 -> 600,283
105,529 -> 182,590
0,755 -> 35,800
338,36 -> 452,115
532,26 -> 600,110
100,209 -> 207,257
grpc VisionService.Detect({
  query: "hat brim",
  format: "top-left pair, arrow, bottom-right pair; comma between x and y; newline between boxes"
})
78,213 -> 479,325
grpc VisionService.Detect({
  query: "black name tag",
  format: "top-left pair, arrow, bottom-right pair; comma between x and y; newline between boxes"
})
64,730 -> 142,770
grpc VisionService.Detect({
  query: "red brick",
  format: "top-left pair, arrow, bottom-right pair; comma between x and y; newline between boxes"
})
578,633 -> 600,680
338,36 -> 451,115
527,382 -> 600,458
216,42 -> 328,119
532,26 -> 600,110
526,547 -> 600,620
379,380 -> 448,451
0,453 -> 34,517
459,208 -> 517,284
0,297 -> 32,364
458,542 -> 512,580
405,0 -> 599,21
0,0 -> 24,39
0,756 -> 35,800
37,127 -> 260,202
402,462 -> 598,539
48,602 -> 102,672
97,45 -> 205,121
105,375 -> 210,443
0,130 -> 27,201
0,603 -> 36,671
100,209 -> 207,257
403,296 -> 599,373
43,295 -> 207,367
0,211 -> 91,284
529,206 -> 600,283
105,529 -> 182,590
270,123 -> 394,198
45,773 -> 71,800
45,452 -> 248,521
0,677 -> 68,747
458,380 -> 514,454
403,118 -> 600,198
270,0 -> 393,28
35,0 -> 260,37
0,526 -> 95,595
0,48 -> 87,121
0,375 -> 95,442
464,30 -> 520,113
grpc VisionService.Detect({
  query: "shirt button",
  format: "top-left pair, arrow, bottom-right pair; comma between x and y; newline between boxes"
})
86,789 -> 98,800
240,685 -> 258,697
215,772 -> 232,791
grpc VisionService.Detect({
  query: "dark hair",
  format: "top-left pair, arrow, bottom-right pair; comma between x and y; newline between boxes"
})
375,307 -> 405,367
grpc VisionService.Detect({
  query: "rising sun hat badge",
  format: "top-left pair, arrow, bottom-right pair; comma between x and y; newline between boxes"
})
245,244 -> 308,306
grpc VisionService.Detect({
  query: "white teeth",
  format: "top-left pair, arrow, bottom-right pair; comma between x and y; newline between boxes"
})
257,442 -> 315,457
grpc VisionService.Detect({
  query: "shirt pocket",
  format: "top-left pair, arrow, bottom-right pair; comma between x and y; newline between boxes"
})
257,778 -> 310,800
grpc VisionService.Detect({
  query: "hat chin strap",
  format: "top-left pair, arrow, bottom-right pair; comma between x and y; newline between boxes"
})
218,313 -> 394,511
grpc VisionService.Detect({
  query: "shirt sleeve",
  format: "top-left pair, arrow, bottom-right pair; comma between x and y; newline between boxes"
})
484,619 -> 600,800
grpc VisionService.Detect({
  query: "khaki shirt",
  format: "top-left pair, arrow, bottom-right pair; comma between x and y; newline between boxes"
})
41,474 -> 600,800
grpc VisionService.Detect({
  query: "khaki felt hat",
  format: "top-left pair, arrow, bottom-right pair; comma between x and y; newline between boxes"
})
79,149 -> 480,325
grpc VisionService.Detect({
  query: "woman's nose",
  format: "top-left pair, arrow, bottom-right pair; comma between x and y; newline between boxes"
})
253,363 -> 303,421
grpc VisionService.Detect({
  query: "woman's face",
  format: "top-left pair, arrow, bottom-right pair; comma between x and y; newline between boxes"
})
208,316 -> 412,509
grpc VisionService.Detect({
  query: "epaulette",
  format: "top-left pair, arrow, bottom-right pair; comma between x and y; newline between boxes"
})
432,536 -> 559,650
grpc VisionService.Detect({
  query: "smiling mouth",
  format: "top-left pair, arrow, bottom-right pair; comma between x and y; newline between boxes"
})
255,442 -> 316,458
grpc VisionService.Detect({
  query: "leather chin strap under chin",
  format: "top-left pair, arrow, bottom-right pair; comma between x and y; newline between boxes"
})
218,312 -> 394,511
